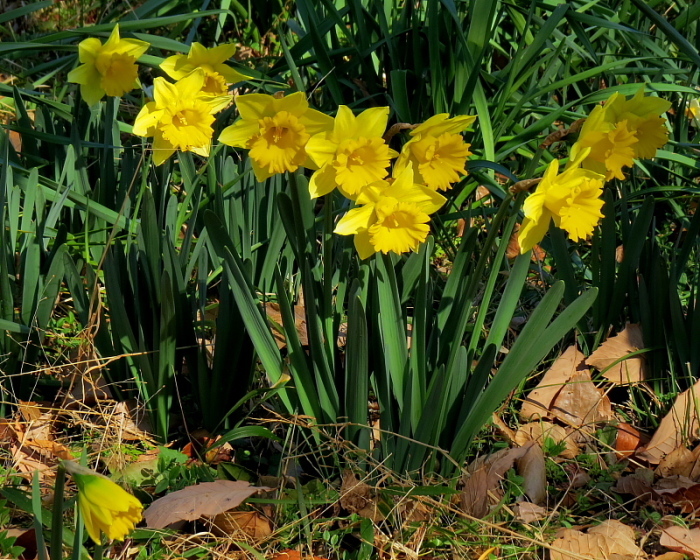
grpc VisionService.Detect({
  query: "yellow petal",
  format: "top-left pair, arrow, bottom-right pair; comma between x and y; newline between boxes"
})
159,53 -> 190,80
334,105 -> 357,138
300,108 -> 335,135
355,106 -> 390,138
354,229 -> 376,259
305,132 -> 337,168
153,77 -> 178,108
152,132 -> 176,165
133,101 -> 163,137
218,119 -> 260,148
236,93 -> 272,120
335,205 -> 375,235
175,68 -> 206,98
217,66 -> 250,84
77,37 -> 103,64
308,164 -> 338,198
519,211 -> 551,254
251,158 -> 274,182
274,91 -> 309,115
206,43 -> 238,65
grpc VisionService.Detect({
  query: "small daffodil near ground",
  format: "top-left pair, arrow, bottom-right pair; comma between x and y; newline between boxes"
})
62,461 -> 143,544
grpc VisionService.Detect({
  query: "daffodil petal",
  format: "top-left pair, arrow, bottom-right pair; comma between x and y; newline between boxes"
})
335,205 -> 375,235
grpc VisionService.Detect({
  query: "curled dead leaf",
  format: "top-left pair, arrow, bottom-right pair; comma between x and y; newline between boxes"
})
520,345 -> 588,421
586,324 -> 646,385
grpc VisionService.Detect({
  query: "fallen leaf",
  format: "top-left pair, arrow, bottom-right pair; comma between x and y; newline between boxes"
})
520,345 -> 588,421
637,378 -> 700,464
143,480 -> 270,529
265,302 -> 308,349
586,324 -> 646,384
339,471 -> 385,522
654,553 -> 686,560
657,447 -> 695,478
614,469 -> 655,500
550,520 -> 642,560
517,442 -> 546,505
513,502 -> 547,523
550,370 -> 613,429
211,510 -> 272,540
461,443 -> 532,518
515,421 -> 580,459
660,526 -> 700,558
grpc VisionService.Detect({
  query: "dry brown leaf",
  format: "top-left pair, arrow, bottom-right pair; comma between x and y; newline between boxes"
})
520,345 -> 588,421
515,421 -> 580,459
517,442 -> 546,505
211,510 -> 272,540
461,443 -> 532,518
506,224 -> 521,259
654,553 -> 686,560
586,324 -> 646,385
657,447 -> 695,478
550,520 -> 642,560
660,526 -> 700,558
614,469 -> 655,500
143,480 -> 270,529
655,476 -> 700,514
513,502 -> 547,523
637,378 -> 700,464
550,370 -> 613,429
266,302 -> 308,349
339,471 -> 385,522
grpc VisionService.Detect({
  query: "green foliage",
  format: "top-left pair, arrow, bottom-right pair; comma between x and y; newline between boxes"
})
1,0 -> 699,492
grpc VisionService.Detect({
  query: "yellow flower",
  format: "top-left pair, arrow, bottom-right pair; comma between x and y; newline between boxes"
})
132,69 -> 230,165
160,42 -> 249,97
67,24 -> 149,106
519,149 -> 605,254
305,106 -> 398,199
576,88 -> 670,180
687,99 -> 700,127
573,106 -> 637,181
63,460 -> 142,544
604,88 -> 671,159
219,92 -> 333,182
394,113 -> 476,191
334,166 -> 446,258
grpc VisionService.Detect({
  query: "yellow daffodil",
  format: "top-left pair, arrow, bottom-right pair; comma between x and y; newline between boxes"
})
62,460 -> 142,544
575,88 -> 670,180
160,42 -> 249,97
687,99 -> 700,127
305,106 -> 398,199
67,24 -> 149,106
603,87 -> 671,159
219,92 -> 333,182
132,69 -> 230,165
519,148 -> 605,254
335,166 -> 446,258
573,105 -> 637,181
394,113 -> 476,191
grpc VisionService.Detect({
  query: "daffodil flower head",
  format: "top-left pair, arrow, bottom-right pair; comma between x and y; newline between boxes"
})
219,92 -> 334,182
306,105 -> 399,199
603,87 -> 670,159
687,99 -> 700,128
160,42 -> 249,97
574,105 -> 637,181
518,149 -> 605,254
394,113 -> 476,191
62,460 -> 142,544
68,24 -> 150,106
132,69 -> 231,166
334,165 -> 446,258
